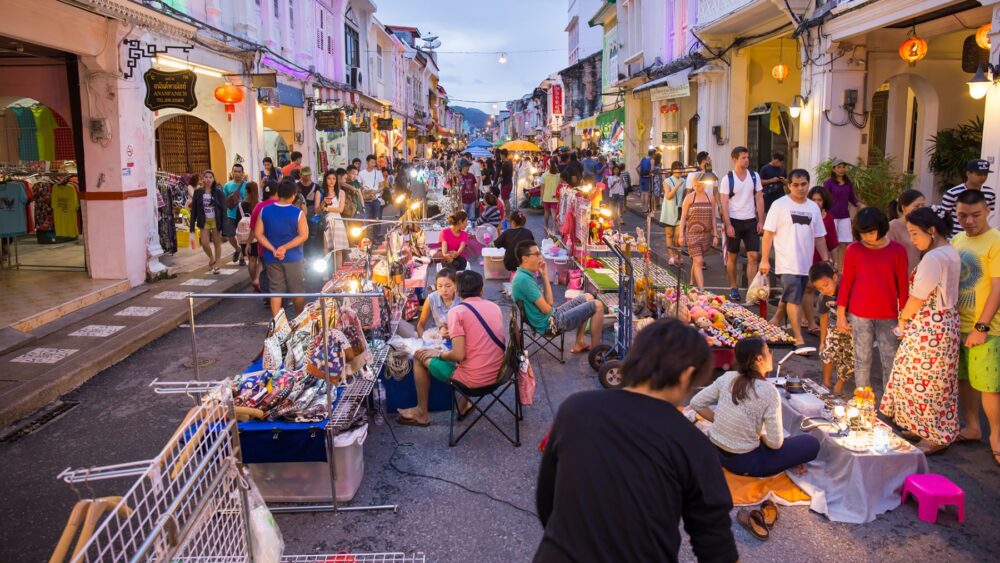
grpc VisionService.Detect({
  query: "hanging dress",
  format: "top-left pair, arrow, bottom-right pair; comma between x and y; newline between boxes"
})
879,253 -> 961,445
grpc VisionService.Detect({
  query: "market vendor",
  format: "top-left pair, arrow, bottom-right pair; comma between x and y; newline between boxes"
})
512,240 -> 604,354
397,271 -> 505,427
437,211 -> 469,271
688,337 -> 820,478
415,268 -> 461,337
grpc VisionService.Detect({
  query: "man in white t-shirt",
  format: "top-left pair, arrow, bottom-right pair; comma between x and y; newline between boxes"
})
465,152 -> 482,187
759,168 -> 830,347
358,154 -> 385,232
719,146 -> 765,302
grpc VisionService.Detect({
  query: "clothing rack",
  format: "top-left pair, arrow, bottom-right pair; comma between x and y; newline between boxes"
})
0,171 -> 86,272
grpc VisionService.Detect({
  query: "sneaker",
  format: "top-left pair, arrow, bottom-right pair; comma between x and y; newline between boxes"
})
231,250 -> 240,263
239,258 -> 247,266
729,288 -> 741,301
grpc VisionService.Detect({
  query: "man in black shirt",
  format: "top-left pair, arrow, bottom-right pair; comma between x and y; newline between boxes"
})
535,318 -> 738,563
759,151 -> 787,214
500,149 -> 515,202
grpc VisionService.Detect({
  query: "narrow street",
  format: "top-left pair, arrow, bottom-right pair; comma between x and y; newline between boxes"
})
2,210 -> 996,563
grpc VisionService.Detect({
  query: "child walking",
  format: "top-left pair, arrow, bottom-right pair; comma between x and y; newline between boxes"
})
810,262 -> 853,395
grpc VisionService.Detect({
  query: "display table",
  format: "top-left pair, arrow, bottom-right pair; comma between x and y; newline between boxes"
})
781,386 -> 928,523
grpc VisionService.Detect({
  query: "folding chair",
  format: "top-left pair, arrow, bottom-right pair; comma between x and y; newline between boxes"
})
516,301 -> 565,363
448,308 -> 524,447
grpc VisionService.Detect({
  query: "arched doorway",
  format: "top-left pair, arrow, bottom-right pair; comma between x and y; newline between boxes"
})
264,128 -> 290,168
747,103 -> 792,171
866,74 -> 939,191
154,115 -> 227,178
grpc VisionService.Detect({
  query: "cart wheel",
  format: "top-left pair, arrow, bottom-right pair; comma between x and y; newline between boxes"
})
588,344 -> 613,371
598,360 -> 625,389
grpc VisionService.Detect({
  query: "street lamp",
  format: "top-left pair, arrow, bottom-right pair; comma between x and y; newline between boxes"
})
967,62 -> 997,100
789,94 -> 808,118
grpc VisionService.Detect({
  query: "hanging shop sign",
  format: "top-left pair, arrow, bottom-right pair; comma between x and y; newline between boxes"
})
376,118 -> 395,131
551,85 -> 563,116
661,131 -> 680,145
143,68 -> 198,112
650,82 -> 690,102
351,118 -> 371,132
315,109 -> 343,131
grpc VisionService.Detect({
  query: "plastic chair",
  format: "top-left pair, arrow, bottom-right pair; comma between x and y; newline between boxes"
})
901,474 -> 965,524
516,301 -> 565,364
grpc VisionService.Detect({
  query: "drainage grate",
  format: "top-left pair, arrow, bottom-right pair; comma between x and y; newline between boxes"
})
182,357 -> 217,369
0,400 -> 80,443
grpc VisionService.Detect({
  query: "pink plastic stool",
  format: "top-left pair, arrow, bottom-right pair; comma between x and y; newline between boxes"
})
901,474 -> 965,524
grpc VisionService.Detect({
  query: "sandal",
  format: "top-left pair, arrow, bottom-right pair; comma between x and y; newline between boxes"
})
954,432 -> 981,444
396,415 -> 430,427
456,403 -> 475,421
736,508 -> 769,541
759,500 -> 779,529
917,443 -> 949,456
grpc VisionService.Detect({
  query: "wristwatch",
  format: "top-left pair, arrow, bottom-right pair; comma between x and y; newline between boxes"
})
974,322 -> 990,333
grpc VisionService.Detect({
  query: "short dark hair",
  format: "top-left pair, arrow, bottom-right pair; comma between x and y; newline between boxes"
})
456,270 -> 484,299
289,151 -> 302,162
788,168 -> 810,183
483,192 -> 498,206
621,319 -> 712,391
347,165 -> 358,173
808,261 -> 836,282
231,163 -> 244,173
515,240 -> 538,264
366,154 -> 376,162
671,161 -> 683,171
807,186 -> 833,211
277,178 -> 298,200
352,157 -> 362,165
263,179 -> 280,199
956,189 -> 988,207
772,152 -> 785,162
731,146 -> 749,160
263,157 -> 274,165
696,151 -> 710,165
853,206 -> 890,239
907,206 -> 953,238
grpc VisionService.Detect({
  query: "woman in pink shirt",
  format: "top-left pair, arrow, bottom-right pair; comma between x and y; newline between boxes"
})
246,179 -> 279,291
439,210 -> 469,271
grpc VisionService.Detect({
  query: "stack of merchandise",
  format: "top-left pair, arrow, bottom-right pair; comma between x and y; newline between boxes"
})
660,288 -> 794,347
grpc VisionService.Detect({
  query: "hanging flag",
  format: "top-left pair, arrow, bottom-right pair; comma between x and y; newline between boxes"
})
769,104 -> 782,136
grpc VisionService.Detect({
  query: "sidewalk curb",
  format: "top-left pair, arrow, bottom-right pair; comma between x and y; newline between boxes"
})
0,275 -> 250,428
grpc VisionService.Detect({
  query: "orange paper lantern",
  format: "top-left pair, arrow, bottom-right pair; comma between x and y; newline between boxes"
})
214,84 -> 244,121
976,23 -> 992,50
899,36 -> 928,66
771,63 -> 789,83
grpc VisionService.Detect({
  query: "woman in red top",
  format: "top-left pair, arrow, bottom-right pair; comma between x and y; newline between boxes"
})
836,207 -> 909,392
439,210 -> 469,271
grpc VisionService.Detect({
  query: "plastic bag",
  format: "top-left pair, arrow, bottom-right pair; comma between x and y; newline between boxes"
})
745,272 -> 770,305
245,471 -> 284,562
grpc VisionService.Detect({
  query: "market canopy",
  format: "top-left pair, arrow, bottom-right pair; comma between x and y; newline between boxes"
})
465,137 -> 492,149
463,147 -> 493,158
500,140 -> 542,152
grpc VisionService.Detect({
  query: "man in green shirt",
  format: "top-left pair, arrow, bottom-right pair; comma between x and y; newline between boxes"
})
511,241 -> 604,353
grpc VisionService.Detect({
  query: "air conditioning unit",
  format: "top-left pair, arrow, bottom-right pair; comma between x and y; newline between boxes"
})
349,67 -> 362,89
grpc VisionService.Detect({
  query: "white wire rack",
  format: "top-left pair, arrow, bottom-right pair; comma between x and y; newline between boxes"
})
281,555 -> 425,562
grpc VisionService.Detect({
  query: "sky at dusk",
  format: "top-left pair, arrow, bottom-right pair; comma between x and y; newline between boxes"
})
374,0 -> 568,113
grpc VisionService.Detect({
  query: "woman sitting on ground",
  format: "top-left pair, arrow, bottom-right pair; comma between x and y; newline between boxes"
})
689,337 -> 820,477
415,268 -> 461,338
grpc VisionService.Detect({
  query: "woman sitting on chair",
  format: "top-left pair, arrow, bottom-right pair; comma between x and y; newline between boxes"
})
688,337 -> 820,477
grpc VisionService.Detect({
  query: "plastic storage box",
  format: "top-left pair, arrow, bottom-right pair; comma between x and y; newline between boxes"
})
248,423 -> 368,503
482,247 -> 508,280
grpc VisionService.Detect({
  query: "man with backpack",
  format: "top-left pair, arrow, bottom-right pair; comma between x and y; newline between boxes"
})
223,163 -> 248,265
719,146 -> 765,301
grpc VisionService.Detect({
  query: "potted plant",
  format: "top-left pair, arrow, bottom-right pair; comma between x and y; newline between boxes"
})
927,116 -> 984,191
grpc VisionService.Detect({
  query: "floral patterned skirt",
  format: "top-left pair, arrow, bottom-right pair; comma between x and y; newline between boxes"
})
879,307 -> 960,445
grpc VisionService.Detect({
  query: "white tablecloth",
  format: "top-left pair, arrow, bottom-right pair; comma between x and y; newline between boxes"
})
781,395 -> 928,523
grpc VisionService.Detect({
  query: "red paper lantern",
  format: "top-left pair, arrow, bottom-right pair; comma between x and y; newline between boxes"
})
899,36 -> 928,66
976,23 -> 991,50
771,63 -> 789,83
214,84 -> 244,121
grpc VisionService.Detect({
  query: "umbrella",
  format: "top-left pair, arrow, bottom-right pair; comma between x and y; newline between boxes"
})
500,140 -> 542,152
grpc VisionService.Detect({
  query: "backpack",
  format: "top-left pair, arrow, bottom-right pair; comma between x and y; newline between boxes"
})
342,186 -> 360,217
726,170 -> 760,212
234,203 -> 251,245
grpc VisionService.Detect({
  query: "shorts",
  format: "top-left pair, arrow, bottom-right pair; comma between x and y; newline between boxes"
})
248,242 -> 260,258
834,218 -> 853,244
958,334 -> 1000,392
428,357 -> 457,382
726,217 -> 760,254
780,274 -> 808,305
265,260 -> 305,294
203,217 -> 218,232
639,177 -> 651,192
552,295 -> 597,332
544,202 -> 559,212
820,330 -> 855,382
222,216 -> 237,238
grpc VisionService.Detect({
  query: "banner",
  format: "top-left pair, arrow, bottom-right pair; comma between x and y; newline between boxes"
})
551,85 -> 563,117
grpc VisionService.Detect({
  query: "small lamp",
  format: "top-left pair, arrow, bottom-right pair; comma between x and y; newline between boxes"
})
967,63 -> 996,100
789,94 -> 808,119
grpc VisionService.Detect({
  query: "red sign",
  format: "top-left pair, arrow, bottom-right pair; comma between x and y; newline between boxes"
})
551,85 -> 563,117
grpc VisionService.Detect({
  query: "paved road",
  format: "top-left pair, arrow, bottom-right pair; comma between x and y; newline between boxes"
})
0,208 -> 996,562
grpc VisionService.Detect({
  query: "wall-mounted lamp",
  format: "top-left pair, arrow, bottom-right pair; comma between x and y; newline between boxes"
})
789,95 -> 809,119
967,62 -> 998,100
712,125 -> 725,146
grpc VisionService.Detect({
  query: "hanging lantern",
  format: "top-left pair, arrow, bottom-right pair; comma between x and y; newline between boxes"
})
771,63 -> 790,83
976,23 -> 992,50
214,84 -> 244,121
899,29 -> 928,66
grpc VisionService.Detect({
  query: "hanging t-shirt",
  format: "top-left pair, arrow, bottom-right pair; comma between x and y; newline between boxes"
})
33,181 -> 54,232
32,106 -> 58,161
52,184 -> 79,238
0,109 -> 19,163
52,110 -> 75,160
11,107 -> 38,161
0,181 -> 29,236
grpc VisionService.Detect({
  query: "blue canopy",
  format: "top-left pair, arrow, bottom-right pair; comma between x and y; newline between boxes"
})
465,137 -> 492,149
464,146 -> 493,158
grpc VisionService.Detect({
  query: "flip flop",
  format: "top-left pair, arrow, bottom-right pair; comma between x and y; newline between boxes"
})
571,345 -> 592,354
456,403 -> 475,421
396,415 -> 430,427
954,433 -> 981,444
736,508 -> 769,541
759,500 -> 779,529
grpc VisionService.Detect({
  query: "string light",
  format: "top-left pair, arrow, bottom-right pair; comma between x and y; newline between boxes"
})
498,52 -> 508,64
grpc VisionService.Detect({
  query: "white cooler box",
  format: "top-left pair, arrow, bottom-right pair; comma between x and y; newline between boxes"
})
248,423 -> 368,503
482,247 -> 508,280
543,253 -> 572,275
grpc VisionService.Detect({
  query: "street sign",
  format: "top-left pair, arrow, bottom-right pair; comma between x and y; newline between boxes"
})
143,69 -> 197,112
376,117 -> 394,130
315,110 -> 343,131
650,82 -> 690,102
661,131 -> 680,144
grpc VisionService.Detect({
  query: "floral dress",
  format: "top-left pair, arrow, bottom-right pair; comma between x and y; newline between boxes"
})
879,271 -> 960,445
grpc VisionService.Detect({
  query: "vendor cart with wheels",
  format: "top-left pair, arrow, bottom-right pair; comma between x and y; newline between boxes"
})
588,236 -> 635,389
